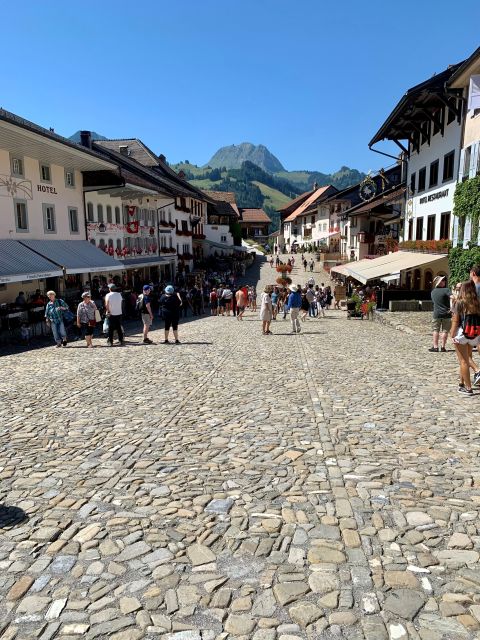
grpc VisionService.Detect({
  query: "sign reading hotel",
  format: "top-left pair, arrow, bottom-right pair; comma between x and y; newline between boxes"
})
37,184 -> 58,194
419,188 -> 449,205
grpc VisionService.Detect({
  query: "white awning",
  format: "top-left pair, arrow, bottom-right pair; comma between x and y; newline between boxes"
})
381,272 -> 400,283
19,240 -> 124,274
335,251 -> 448,284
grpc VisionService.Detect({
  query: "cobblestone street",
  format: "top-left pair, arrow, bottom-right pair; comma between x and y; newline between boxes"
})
2,258 -> 480,640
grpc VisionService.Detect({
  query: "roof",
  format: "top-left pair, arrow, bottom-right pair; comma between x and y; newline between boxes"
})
95,139 -> 159,167
19,240 -> 123,275
120,256 -> 174,268
239,208 -> 271,223
0,239 -> 62,284
449,47 -> 480,88
347,184 -> 406,215
0,109 -> 115,172
203,191 -> 240,217
278,190 -> 313,213
369,62 -> 464,146
283,185 -> 337,223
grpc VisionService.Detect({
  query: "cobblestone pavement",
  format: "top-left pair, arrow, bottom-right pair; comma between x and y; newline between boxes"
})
1,258 -> 480,640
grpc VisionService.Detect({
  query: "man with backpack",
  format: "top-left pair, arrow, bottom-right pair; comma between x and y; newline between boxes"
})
138,284 -> 154,344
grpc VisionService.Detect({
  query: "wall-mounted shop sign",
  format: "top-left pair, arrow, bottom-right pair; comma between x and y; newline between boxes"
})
37,184 -> 58,194
419,188 -> 449,205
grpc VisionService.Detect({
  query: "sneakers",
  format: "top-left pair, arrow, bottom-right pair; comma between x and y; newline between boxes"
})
473,371 -> 480,386
164,339 -> 170,344
175,339 -> 181,344
458,386 -> 474,397
428,346 -> 439,352
440,347 -> 447,352
62,340 -> 67,347
143,338 -> 153,344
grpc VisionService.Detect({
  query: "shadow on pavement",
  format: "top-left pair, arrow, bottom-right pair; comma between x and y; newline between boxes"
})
0,505 -> 28,529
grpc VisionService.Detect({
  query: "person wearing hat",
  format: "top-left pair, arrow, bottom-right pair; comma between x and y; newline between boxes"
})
139,284 -> 154,345
430,275 -> 451,352
287,284 -> 302,334
44,290 -> 69,347
76,292 -> 98,348
159,285 -> 182,344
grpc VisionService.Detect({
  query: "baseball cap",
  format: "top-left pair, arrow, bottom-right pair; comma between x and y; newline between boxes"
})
107,283 -> 116,289
165,285 -> 174,294
143,284 -> 151,291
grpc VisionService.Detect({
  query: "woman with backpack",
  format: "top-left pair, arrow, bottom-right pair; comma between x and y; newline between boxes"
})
159,285 -> 182,344
451,280 -> 480,397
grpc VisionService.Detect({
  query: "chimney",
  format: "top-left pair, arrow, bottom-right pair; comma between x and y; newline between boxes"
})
80,131 -> 92,148
159,154 -> 166,162
119,145 -> 129,156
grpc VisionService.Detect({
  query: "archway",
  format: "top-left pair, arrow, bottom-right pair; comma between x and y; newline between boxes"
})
424,270 -> 433,291
413,269 -> 421,289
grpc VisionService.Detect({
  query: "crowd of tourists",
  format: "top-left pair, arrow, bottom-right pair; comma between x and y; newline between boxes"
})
429,265 -> 480,397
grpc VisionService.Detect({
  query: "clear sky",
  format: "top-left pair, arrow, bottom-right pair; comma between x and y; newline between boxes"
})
1,1 -> 479,174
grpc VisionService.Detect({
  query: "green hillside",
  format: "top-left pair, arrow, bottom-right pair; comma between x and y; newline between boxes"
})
253,181 -> 291,210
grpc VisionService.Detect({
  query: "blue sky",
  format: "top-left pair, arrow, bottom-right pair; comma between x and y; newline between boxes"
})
2,1 -> 479,173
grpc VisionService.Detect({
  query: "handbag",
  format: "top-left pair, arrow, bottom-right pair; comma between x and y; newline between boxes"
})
88,319 -> 96,327
103,317 -> 109,333
94,309 -> 102,323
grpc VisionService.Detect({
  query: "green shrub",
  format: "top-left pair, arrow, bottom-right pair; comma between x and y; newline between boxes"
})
448,245 -> 480,285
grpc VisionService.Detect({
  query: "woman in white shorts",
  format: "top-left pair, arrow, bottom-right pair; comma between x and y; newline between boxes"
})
451,280 -> 480,397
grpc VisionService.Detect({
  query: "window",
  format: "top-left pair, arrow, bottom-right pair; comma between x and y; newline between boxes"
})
69,207 -> 79,234
462,146 -> 472,180
447,99 -> 456,124
408,218 -> 413,241
14,199 -> 28,231
416,217 -> 423,240
123,206 -> 129,224
40,163 -> 51,183
97,204 -> 104,223
418,167 -> 426,192
65,169 -> 75,188
429,160 -> 439,188
443,150 -> 455,181
10,155 -> 24,177
116,239 -> 122,251
106,205 -> 112,223
439,212 -> 451,239
182,220 -> 188,231
410,172 -> 416,194
115,206 -> 121,224
87,202 -> 94,222
311,216 -> 315,225
426,215 -> 436,240
221,235 -> 227,242
43,204 -> 56,233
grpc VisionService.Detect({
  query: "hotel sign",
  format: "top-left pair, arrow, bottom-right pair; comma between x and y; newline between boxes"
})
419,188 -> 449,205
0,269 -> 62,284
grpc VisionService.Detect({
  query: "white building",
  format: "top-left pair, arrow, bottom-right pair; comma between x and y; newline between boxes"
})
0,110 -> 121,303
202,191 -> 238,256
449,46 -> 480,243
281,185 -> 337,250
369,62 -> 465,244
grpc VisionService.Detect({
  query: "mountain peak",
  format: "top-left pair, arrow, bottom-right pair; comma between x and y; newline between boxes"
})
206,143 -> 285,173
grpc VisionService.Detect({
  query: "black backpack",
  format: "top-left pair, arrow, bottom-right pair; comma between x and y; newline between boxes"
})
462,314 -> 480,339
135,294 -> 147,314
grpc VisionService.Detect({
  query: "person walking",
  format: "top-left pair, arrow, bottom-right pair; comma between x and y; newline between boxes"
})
138,284 -> 154,344
76,292 -> 98,348
159,285 -> 182,344
236,287 -> 247,320
430,275 -> 451,352
222,285 -> 233,316
300,289 -> 310,321
45,291 -> 69,347
105,284 -> 124,346
271,287 -> 279,320
309,259 -> 314,272
209,288 -> 218,316
287,284 -> 302,334
306,284 -> 316,317
303,258 -> 308,272
451,280 -> 480,396
259,285 -> 273,335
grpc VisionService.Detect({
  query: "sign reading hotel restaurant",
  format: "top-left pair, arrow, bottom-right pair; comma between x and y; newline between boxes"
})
419,188 -> 449,205
0,270 -> 62,284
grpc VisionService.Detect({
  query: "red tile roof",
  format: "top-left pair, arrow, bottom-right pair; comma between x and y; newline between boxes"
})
283,185 -> 336,223
239,208 -> 271,223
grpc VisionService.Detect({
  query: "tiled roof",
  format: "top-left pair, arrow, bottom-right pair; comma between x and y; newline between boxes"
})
95,139 -> 159,166
283,185 -> 337,223
278,190 -> 313,212
239,208 -> 271,223
203,191 -> 240,217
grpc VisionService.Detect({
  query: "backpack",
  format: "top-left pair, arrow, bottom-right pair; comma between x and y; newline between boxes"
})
135,294 -> 147,314
462,314 -> 480,339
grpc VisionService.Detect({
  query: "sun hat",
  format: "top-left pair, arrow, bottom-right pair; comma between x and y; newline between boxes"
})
433,275 -> 446,288
165,285 -> 175,294
107,283 -> 116,289
81,291 -> 91,298
289,284 -> 297,292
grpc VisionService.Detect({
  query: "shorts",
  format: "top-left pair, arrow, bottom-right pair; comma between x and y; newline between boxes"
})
164,314 -> 179,331
142,313 -> 153,327
237,306 -> 245,312
81,323 -> 94,336
432,317 -> 451,332
454,333 -> 480,347
218,299 -> 226,307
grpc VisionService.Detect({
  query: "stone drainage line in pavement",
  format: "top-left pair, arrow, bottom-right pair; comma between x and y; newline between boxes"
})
297,335 -> 390,640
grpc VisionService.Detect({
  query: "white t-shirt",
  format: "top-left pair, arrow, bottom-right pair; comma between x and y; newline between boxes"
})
105,291 -> 123,316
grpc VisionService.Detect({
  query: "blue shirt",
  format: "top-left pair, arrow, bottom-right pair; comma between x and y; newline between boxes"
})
287,291 -> 302,309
